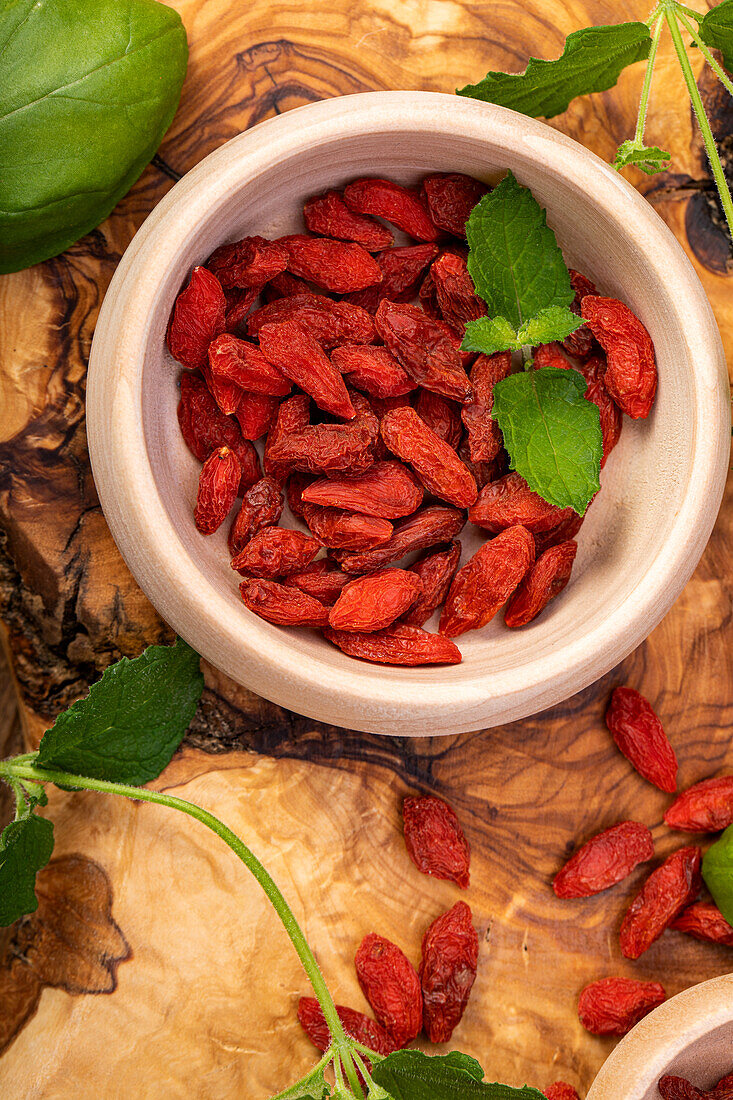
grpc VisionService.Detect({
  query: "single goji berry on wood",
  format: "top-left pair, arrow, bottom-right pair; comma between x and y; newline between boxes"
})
422,173 -> 489,238
177,373 -> 261,492
283,559 -> 351,605
329,569 -> 423,632
671,901 -> 733,945
224,284 -> 262,332
331,344 -> 415,399
563,269 -> 598,359
248,292 -> 376,349
403,541 -> 462,627
658,1079 -> 707,1100
194,447 -> 241,535
420,900 -> 478,1043
381,406 -> 478,508
544,1085 -> 580,1100
461,352 -> 512,464
403,795 -> 470,888
297,996 -> 396,1056
430,251 -> 487,334
206,235 -> 287,289
344,178 -> 440,242
323,623 -> 462,665
552,821 -> 654,899
355,933 -> 423,1047
581,296 -> 657,419
258,321 -> 355,420
302,461 -> 423,519
578,977 -> 666,1036
606,687 -> 678,793
209,333 -> 292,396
504,539 -> 578,628
167,266 -> 226,370
239,577 -> 329,627
664,776 -> 733,832
228,476 -> 284,555
375,300 -> 472,402
620,847 -> 702,959
304,189 -> 394,251
278,234 -> 383,293
302,502 -> 393,551
440,525 -> 535,637
414,389 -> 463,450
266,391 -> 379,478
230,527 -> 321,578
335,504 -> 466,575
469,471 -> 575,534
235,391 -> 280,441
347,244 -> 440,312
533,511 -> 585,555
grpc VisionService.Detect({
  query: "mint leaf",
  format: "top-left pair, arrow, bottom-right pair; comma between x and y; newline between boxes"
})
372,1050 -> 544,1099
517,306 -> 584,347
0,814 -> 54,926
703,825 -> 733,926
700,0 -> 733,73
492,368 -> 602,513
614,139 -> 671,175
37,638 -> 203,786
457,23 -> 651,118
462,316 -> 521,355
440,1053 -> 485,1080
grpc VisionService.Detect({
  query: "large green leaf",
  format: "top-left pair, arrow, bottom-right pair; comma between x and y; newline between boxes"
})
371,1050 -> 545,1100
699,0 -> 733,74
0,814 -> 54,926
703,825 -> 733,927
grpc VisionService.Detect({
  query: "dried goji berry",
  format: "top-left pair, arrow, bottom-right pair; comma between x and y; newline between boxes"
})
620,847 -> 702,959
440,525 -> 535,637
258,321 -> 355,420
228,476 -> 284,555
563,269 -> 598,359
239,577 -> 329,627
469,472 -> 574,534
224,285 -> 262,332
552,821 -> 654,899
403,541 -> 462,627
284,471 -> 313,518
586,376 -> 622,467
177,373 -> 261,492
167,266 -> 226,370
344,178 -> 440,242
533,342 -> 572,370
381,406 -> 477,508
230,527 -> 321,578
414,389 -> 463,450
194,447 -> 241,535
430,251 -> 487,334
266,391 -> 379,478
504,539 -> 578,628
297,996 -> 396,1056
460,352 -> 512,463
264,271 -> 309,300
209,333 -> 291,396
283,559 -> 351,605
303,189 -> 394,250
419,266 -> 441,319
302,502 -> 393,551
248,292 -> 376,349
323,623 -> 462,665
606,687 -> 678,793
578,977 -> 666,1036
544,1085 -> 580,1100
302,461 -> 423,519
263,394 -> 312,479
355,932 -> 423,1047
335,504 -> 466,574
403,795 -> 470,888
201,359 -> 243,416
581,296 -> 657,419
658,1078 -> 707,1100
329,569 -> 423,632
347,244 -> 439,313
278,234 -> 383,293
375,300 -> 472,402
206,235 -> 287,289
235,391 -> 280,441
420,901 -> 478,1043
671,901 -> 733,945
533,511 -> 585,555
664,776 -> 733,832
422,173 -> 488,238
716,1075 -> 733,1093
331,345 -> 415,399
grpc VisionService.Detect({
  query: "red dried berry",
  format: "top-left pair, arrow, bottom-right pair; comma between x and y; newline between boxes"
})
664,776 -> 733,832
323,623 -> 462,666
440,525 -> 535,637
194,447 -> 241,535
504,540 -> 578,628
347,244 -> 439,313
264,271 -> 309,300
581,296 -> 657,419
375,300 -> 472,402
544,1085 -> 580,1100
671,901 -> 733,945
381,406 -> 477,508
167,266 -> 226,370
302,503 -> 393,551
329,569 -> 423,632
335,504 -> 466,575
266,391 -> 379,478
228,476 -> 284,555
461,352 -> 512,463
403,541 -> 462,627
658,1077 -> 707,1100
563,269 -> 598,359
235,391 -> 280,441
534,511 -> 585,555
422,173 -> 489,238
304,189 -> 394,250
248,293 -> 376,349
403,795 -> 470,888
430,251 -> 487,334
224,285 -> 262,332
533,342 -> 572,370
414,389 -> 463,450
239,577 -> 329,627
258,321 -> 355,420
278,234 -> 383,293
469,472 -> 575,534
207,235 -> 287,289
263,393 -> 312,479
355,933 -> 423,1048
420,901 -> 479,1043
283,559 -> 351,605
620,847 -> 703,959
230,527 -> 321,578
552,821 -> 654,899
578,977 -> 666,1036
344,178 -> 440,242
177,373 -> 261,492
586,376 -> 622,467
200,359 -> 243,416
297,996 -> 396,1056
331,345 -> 415,399
606,687 -> 678,793
302,462 -> 423,520
208,334 -> 291,396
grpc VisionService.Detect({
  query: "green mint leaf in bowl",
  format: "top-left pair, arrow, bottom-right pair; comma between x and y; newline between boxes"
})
0,0 -> 188,274
703,825 -> 733,927
0,813 -> 54,926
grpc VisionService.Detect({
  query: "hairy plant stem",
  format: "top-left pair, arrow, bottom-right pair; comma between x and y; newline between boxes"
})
0,759 -> 366,1099
675,8 -> 733,99
634,14 -> 665,145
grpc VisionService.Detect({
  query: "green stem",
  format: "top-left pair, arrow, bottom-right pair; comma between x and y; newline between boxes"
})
666,6 -> 733,243
1,760 -> 365,1099
634,15 -> 665,145
673,2 -> 703,21
675,8 -> 733,99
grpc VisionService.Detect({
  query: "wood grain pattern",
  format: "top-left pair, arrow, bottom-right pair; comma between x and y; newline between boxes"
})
0,0 -> 731,1094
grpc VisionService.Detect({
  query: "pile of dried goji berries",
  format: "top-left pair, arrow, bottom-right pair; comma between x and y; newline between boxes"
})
168,173 -> 657,665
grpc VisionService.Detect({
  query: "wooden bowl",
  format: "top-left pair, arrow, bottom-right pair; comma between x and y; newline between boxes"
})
87,91 -> 730,736
588,974 -> 733,1097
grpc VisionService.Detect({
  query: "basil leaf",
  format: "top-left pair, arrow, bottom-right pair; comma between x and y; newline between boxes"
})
0,814 -> 54,926
699,0 -> 733,74
614,140 -> 672,175
37,638 -> 203,786
703,825 -> 733,926
0,0 -> 188,273
457,23 -> 651,118
371,1050 -> 544,1099
492,367 -> 602,513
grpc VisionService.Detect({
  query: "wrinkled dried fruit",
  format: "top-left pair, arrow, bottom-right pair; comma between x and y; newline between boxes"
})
534,511 -> 585,555
469,471 -> 575,534
258,321 -> 355,420
375,300 -> 472,401
323,623 -> 462,665
239,577 -> 329,627
381,406 -> 477,508
302,461 -> 423,519
235,391 -> 280,441
657,1077 -> 707,1100
263,393 -> 311,479
664,776 -> 733,833
355,932 -> 423,1047
461,351 -> 512,463
563,269 -> 598,359
331,344 -> 415,399
585,376 -> 622,467
194,447 -> 241,535
201,359 -> 243,416
348,244 -> 439,312
414,389 -> 463,450
224,285 -> 262,331
430,250 -> 487,333
581,296 -> 657,419
297,996 -> 396,1056
403,795 -> 470,888
533,342 -> 572,370
420,900 -> 478,1043
344,178 -> 440,242
248,292 -> 376,349
283,559 -> 351,605
422,173 -> 489,238
177,373 -> 261,492
606,686 -> 678,793
209,333 -> 292,395
544,1085 -> 580,1100
504,539 -> 578,628
553,821 -> 654,899
440,525 -> 535,637
302,503 -> 393,551
329,569 -> 423,632
304,189 -> 394,250
228,476 -> 284,555
207,235 -> 287,289
168,266 -> 226,370
279,234 -> 383,293
671,901 -> 733,945
264,271 -> 309,300
230,527 -> 321,578
620,847 -> 702,959
403,541 -> 462,627
266,391 -> 379,478
578,977 -> 666,1036
285,471 -> 314,518
335,504 -> 466,574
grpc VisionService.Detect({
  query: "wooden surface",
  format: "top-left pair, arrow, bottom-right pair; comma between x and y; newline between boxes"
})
0,0 -> 732,1095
